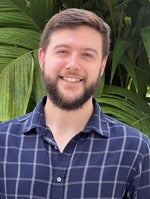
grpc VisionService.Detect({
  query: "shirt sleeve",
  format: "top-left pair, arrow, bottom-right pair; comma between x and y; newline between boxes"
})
127,140 -> 150,199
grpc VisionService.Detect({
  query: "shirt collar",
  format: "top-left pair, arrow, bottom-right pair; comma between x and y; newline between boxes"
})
20,97 -> 47,134
83,98 -> 109,138
21,97 -> 109,138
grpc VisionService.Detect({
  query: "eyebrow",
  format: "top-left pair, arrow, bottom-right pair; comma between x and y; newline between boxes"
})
84,48 -> 98,56
54,44 -> 69,49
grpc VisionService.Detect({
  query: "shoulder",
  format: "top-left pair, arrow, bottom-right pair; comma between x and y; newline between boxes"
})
0,97 -> 46,135
0,113 -> 32,134
93,100 -> 150,151
103,113 -> 150,155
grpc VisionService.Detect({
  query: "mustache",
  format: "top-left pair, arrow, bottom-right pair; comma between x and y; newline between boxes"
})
59,71 -> 84,78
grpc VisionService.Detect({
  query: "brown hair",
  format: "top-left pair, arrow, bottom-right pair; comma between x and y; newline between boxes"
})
40,8 -> 111,57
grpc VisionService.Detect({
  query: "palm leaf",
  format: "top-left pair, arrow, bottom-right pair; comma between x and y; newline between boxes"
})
0,52 -> 34,121
97,86 -> 150,137
0,0 -> 39,29
31,51 -> 46,104
0,46 -> 28,72
0,0 -> 60,120
0,28 -> 40,49
141,26 -> 150,60
110,39 -> 130,84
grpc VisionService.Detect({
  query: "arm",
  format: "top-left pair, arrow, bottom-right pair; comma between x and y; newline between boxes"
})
127,140 -> 150,199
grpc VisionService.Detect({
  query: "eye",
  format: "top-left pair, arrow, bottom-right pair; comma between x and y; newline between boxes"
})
55,48 -> 70,57
82,52 -> 94,59
57,50 -> 69,54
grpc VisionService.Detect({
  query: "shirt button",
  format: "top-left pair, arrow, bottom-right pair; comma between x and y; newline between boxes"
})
56,177 -> 62,182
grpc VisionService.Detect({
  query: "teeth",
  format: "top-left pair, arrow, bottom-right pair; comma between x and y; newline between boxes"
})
63,76 -> 81,82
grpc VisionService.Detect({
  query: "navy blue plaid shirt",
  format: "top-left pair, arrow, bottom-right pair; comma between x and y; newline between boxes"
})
0,97 -> 150,199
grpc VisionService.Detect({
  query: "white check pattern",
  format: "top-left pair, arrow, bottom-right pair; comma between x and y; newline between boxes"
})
0,97 -> 150,199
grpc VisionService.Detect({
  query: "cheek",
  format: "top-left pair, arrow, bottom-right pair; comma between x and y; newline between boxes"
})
44,57 -> 63,72
87,66 -> 101,79
39,51 -> 60,74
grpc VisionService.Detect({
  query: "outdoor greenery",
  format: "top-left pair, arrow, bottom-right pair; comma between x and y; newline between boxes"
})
0,0 -> 150,137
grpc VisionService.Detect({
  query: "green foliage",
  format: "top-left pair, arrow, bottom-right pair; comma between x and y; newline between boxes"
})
0,0 -> 150,136
96,86 -> 150,137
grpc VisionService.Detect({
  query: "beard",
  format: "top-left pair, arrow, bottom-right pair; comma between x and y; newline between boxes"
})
42,71 -> 100,111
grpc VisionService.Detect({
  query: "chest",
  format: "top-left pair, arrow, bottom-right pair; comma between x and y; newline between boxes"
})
0,134 -> 134,198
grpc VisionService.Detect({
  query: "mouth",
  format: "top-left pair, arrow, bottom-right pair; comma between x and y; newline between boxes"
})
60,76 -> 84,83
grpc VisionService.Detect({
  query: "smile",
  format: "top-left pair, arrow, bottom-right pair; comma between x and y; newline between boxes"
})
60,76 -> 83,82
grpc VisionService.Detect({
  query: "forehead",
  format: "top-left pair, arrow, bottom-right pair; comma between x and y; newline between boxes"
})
48,26 -> 102,49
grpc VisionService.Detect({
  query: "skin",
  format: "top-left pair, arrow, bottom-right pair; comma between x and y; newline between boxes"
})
38,26 -> 107,152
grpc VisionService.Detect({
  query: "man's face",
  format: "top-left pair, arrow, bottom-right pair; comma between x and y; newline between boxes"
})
39,26 -> 107,110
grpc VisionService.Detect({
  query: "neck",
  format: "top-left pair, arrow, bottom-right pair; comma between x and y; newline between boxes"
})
44,96 -> 94,152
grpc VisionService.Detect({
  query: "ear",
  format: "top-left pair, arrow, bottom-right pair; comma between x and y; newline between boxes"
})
38,48 -> 45,70
100,56 -> 108,76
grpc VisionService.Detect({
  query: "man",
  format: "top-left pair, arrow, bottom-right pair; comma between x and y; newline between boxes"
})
0,8 -> 149,199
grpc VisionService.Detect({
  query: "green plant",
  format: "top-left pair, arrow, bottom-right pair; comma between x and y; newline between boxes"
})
94,0 -> 150,136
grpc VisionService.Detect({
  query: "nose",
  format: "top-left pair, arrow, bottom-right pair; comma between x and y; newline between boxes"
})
65,53 -> 80,70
